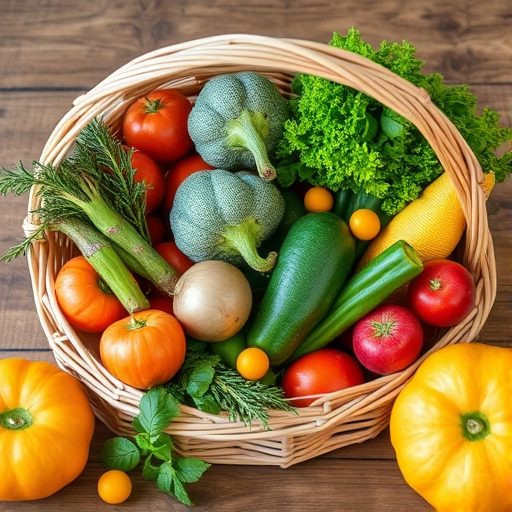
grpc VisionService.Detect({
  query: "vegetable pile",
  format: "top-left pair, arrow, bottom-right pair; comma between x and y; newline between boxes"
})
1,28 -> 511,506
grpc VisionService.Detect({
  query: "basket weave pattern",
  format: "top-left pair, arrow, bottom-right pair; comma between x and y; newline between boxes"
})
25,34 -> 496,467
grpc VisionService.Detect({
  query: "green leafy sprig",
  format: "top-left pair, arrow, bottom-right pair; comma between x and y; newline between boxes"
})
277,27 -> 512,215
167,342 -> 296,429
101,387 -> 210,506
0,118 -> 149,261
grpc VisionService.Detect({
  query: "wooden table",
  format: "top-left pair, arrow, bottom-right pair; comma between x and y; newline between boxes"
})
1,1 -> 510,510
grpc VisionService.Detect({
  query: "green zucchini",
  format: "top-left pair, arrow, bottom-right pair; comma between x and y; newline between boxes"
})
291,240 -> 423,360
247,212 -> 356,366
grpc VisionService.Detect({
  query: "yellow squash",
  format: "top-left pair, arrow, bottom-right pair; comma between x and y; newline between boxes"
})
359,171 -> 495,267
0,358 -> 95,501
390,343 -> 512,512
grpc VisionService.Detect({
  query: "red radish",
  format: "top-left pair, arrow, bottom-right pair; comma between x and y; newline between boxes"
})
352,304 -> 423,375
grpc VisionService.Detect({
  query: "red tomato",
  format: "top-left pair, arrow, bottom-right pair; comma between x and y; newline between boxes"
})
122,89 -> 193,163
146,215 -> 165,246
282,348 -> 365,407
352,304 -> 423,375
155,241 -> 194,275
407,259 -> 476,327
148,294 -> 174,316
131,150 -> 165,213
163,153 -> 214,213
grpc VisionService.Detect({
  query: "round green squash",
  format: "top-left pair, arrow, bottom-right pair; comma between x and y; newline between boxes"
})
169,169 -> 285,272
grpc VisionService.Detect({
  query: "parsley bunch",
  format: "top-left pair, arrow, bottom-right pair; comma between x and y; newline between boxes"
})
102,387 -> 210,506
277,28 -> 512,215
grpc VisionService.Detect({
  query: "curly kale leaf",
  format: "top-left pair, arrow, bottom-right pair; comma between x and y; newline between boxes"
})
277,28 -> 512,215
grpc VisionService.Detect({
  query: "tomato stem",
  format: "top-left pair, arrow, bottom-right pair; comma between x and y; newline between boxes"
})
0,407 -> 33,430
128,315 -> 147,330
144,97 -> 163,114
429,277 -> 442,291
460,411 -> 490,441
371,319 -> 396,338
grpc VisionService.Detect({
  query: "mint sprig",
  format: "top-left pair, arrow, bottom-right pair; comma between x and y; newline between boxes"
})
101,387 -> 210,505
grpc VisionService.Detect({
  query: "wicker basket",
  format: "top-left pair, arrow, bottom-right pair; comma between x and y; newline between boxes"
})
24,34 -> 496,468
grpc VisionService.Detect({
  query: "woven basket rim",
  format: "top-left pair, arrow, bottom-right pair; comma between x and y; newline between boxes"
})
24,33 -> 497,466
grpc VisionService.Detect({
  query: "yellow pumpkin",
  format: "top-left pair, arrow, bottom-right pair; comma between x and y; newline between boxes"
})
0,358 -> 95,501
390,343 -> 512,512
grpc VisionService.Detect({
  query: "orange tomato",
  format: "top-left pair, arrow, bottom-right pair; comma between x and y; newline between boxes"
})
304,186 -> 334,212
55,256 -> 126,333
100,309 -> 186,389
349,208 -> 381,240
236,347 -> 270,381
97,470 -> 132,504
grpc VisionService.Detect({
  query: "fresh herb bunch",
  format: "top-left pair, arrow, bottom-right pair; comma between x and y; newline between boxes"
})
167,341 -> 295,428
0,118 -> 179,299
102,387 -> 210,506
277,28 -> 512,216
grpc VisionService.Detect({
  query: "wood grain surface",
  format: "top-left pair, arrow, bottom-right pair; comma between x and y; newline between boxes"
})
0,0 -> 510,510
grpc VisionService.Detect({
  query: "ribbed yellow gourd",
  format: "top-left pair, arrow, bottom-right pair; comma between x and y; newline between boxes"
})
359,171 -> 495,267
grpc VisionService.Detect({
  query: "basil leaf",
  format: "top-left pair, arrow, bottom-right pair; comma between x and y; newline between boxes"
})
192,393 -> 222,415
142,455 -> 160,481
151,433 -> 173,461
171,476 -> 193,506
175,457 -> 211,484
101,437 -> 140,472
135,432 -> 152,454
186,361 -> 215,398
134,387 -> 179,438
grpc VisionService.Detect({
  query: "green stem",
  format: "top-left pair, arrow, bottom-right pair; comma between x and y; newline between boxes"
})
54,218 -> 149,313
460,411 -> 491,441
221,218 -> 277,272
0,407 -> 32,430
227,110 -> 276,181
371,319 -> 396,338
76,189 -> 179,295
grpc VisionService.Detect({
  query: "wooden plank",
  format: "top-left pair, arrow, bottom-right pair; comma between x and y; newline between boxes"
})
1,0 -> 511,89
0,417 -> 427,511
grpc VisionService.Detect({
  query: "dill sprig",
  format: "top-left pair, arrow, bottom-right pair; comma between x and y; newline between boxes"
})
74,119 -> 149,240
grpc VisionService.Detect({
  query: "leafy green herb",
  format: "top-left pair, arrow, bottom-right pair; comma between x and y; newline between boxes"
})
167,343 -> 295,428
277,28 -> 512,215
0,118 -> 178,296
101,387 -> 210,506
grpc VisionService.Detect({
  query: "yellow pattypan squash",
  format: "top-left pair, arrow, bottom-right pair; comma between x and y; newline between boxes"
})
0,358 -> 95,501
390,343 -> 512,512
